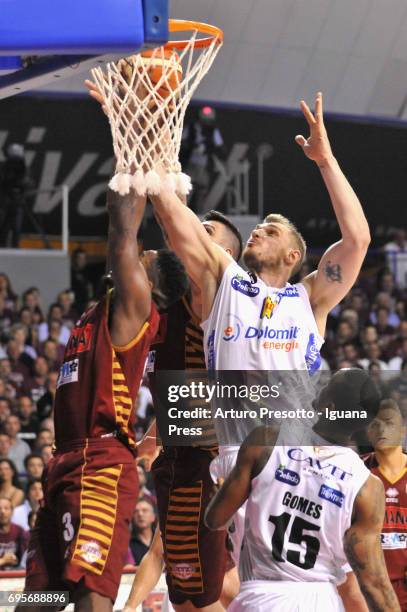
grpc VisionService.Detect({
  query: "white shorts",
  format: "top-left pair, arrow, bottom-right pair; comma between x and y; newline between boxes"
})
228,581 -> 345,612
210,446 -> 245,566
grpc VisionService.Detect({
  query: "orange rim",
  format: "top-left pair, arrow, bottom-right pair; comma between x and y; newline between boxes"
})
164,19 -> 224,50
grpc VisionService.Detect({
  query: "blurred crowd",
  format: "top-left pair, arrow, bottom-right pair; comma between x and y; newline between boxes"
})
0,240 -> 405,571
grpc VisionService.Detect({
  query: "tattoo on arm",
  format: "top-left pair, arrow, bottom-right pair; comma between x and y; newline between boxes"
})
344,479 -> 401,612
324,260 -> 342,283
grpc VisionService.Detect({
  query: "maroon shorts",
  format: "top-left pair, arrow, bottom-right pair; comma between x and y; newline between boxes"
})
152,446 -> 228,607
25,438 -> 138,605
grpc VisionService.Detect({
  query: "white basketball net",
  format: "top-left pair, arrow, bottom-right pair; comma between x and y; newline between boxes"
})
91,28 -> 223,197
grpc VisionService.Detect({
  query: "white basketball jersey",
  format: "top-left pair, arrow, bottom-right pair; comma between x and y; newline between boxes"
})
202,261 -> 324,373
240,442 -> 370,583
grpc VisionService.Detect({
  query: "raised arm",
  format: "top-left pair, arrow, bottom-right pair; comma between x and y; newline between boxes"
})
204,442 -> 255,530
150,189 -> 230,292
344,474 -> 400,611
297,93 -> 370,332
107,189 -> 151,346
205,426 -> 277,530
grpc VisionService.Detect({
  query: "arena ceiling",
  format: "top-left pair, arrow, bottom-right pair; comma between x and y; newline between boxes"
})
39,0 -> 407,121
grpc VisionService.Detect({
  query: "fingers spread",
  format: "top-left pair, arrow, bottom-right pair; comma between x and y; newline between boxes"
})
300,100 -> 316,125
315,91 -> 323,123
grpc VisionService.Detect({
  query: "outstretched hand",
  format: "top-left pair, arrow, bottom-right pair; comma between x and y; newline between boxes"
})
84,79 -> 108,115
295,92 -> 333,167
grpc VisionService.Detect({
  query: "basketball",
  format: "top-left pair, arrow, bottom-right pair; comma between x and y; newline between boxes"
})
118,50 -> 182,100
140,49 -> 183,99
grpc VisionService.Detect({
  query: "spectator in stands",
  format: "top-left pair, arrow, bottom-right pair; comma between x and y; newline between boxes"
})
388,338 -> 407,372
371,292 -> 400,328
0,397 -> 11,427
33,428 -> 53,451
359,341 -> 389,372
383,229 -> 407,289
4,415 -> 30,474
57,289 -> 78,329
22,356 -> 48,405
0,459 -> 23,507
342,342 -> 360,366
70,248 -> 93,312
6,338 -> 32,390
21,288 -> 44,324
0,294 -> 14,337
39,444 -> 52,465
9,323 -> 37,361
39,418 -> 54,438
375,307 -> 398,356
388,359 -> 407,402
17,396 -> 39,448
136,465 -> 157,506
38,303 -> 70,345
0,497 -> 28,570
0,358 -> 17,401
0,274 -> 18,313
36,371 -> 57,421
12,478 -> 43,531
129,499 -> 156,566
17,306 -> 33,329
180,106 -> 225,212
40,338 -> 62,371
0,435 -> 11,460
23,454 -> 44,481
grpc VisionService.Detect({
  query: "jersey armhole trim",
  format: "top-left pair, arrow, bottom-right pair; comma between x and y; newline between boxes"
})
112,321 -> 150,352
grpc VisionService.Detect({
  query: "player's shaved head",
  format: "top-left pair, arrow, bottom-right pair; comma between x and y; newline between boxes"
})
202,210 -> 243,261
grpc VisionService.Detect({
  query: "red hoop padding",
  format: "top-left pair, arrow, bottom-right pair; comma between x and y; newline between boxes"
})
165,19 -> 223,50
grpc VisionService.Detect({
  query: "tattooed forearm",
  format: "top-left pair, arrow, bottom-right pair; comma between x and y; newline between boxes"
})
324,260 -> 342,282
345,530 -> 400,611
344,531 -> 366,571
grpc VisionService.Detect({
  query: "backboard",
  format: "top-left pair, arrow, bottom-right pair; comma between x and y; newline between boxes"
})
0,0 -> 169,99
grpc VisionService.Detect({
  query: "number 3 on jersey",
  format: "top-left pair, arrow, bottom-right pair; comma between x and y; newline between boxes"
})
269,512 -> 320,569
62,512 -> 75,542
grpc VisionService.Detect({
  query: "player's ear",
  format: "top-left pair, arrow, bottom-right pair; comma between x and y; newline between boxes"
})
285,248 -> 301,269
225,247 -> 232,256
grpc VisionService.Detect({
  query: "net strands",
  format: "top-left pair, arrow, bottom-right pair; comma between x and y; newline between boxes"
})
91,28 -> 223,197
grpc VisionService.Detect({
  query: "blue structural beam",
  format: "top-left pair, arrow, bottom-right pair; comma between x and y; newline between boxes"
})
0,0 -> 168,55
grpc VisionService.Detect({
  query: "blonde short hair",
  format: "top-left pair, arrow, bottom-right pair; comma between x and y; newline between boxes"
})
263,213 -> 307,276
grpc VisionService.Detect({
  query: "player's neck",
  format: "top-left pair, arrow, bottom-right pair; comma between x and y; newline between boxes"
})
375,446 -> 406,479
257,268 -> 289,288
0,523 -> 11,534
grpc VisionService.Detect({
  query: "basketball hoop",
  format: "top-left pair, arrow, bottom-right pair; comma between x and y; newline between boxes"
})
91,20 -> 223,197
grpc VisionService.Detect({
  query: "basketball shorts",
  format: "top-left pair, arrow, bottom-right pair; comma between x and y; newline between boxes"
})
228,581 -> 345,612
152,446 -> 228,607
25,437 -> 138,605
209,446 -> 246,566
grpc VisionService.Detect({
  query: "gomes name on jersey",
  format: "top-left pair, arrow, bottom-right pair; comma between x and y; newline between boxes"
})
282,491 -> 322,519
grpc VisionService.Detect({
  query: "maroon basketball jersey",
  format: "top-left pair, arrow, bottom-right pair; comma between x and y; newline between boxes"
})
54,293 -> 159,453
363,452 -> 407,581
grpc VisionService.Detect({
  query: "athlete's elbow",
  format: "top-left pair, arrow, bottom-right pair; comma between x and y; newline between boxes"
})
204,507 -> 224,531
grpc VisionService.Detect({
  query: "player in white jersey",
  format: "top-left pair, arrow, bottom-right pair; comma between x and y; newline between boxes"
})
205,369 -> 400,612
151,91 -> 371,577
151,91 -> 370,370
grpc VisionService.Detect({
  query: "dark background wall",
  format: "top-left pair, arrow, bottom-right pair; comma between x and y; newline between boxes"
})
0,95 -> 406,245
